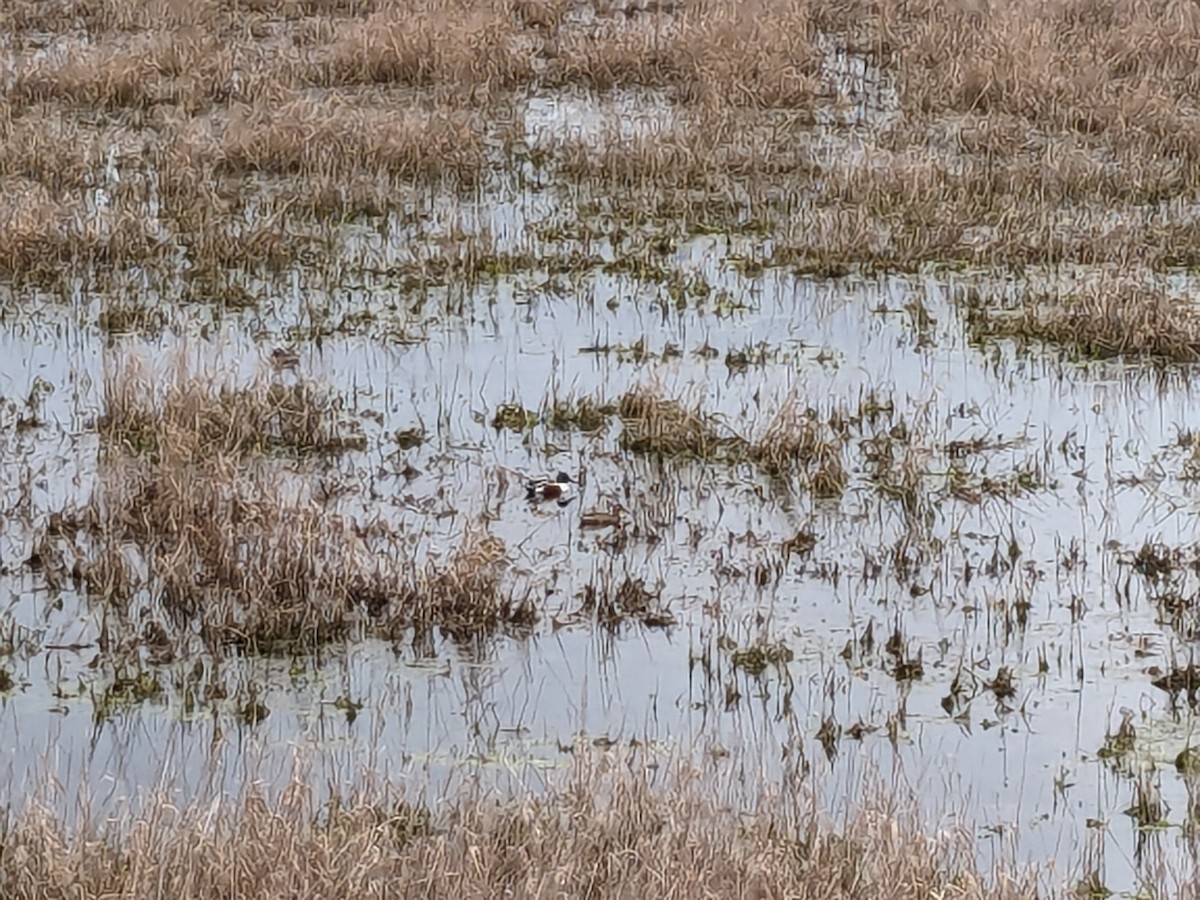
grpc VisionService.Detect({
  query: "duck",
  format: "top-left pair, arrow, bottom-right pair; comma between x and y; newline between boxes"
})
526,471 -> 576,506
269,346 -> 300,370
580,503 -> 625,529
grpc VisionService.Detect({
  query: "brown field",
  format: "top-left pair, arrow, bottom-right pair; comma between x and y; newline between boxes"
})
0,755 -> 1053,900
0,0 -> 1198,289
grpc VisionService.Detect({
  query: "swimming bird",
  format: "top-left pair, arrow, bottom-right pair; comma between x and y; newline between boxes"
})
526,471 -> 576,506
269,346 -> 300,370
579,506 -> 624,529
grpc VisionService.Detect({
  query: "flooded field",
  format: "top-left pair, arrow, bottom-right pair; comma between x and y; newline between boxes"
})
5,0 -> 1200,896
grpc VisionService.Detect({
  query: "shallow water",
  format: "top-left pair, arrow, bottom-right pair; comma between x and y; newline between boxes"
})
2,75 -> 1200,894
5,232 -> 1200,894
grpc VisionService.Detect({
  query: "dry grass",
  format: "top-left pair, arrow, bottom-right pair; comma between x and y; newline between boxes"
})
753,397 -> 850,498
617,385 -> 850,497
0,178 -> 165,283
3,0 -> 1200,283
553,107 -> 820,190
308,0 -> 820,107
962,277 -> 1200,364
11,32 -> 213,112
0,0 -> 225,35
562,112 -> 1200,270
391,526 -> 534,638
549,0 -> 821,105
85,354 -> 379,646
101,354 -> 366,460
0,112 -> 136,193
49,352 -> 525,651
546,395 -> 617,432
0,756 -> 1041,900
312,1 -> 537,100
88,453 -> 390,647
618,384 -> 744,460
874,0 -> 1200,159
220,95 -> 486,188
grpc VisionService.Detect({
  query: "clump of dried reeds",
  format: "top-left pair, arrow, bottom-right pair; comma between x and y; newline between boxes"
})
80,354 -> 377,647
874,0 -> 1200,158
2,0 -> 221,35
579,575 -> 676,629
146,466 -> 391,647
963,279 -> 1200,364
0,179 -> 164,283
65,352 -> 532,651
220,95 -> 486,188
752,397 -> 850,497
312,0 -> 537,100
101,354 -> 365,461
0,113 -> 129,193
0,755 -> 1031,899
617,386 -> 851,496
9,29 -> 230,113
551,101 -> 820,202
549,0 -> 820,106
546,395 -> 617,433
618,385 -> 745,460
389,526 -> 533,637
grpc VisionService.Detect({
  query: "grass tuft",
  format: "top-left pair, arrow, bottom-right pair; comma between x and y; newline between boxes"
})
100,354 -> 366,461
963,279 -> 1200,364
44,352 -> 543,652
617,385 -> 743,460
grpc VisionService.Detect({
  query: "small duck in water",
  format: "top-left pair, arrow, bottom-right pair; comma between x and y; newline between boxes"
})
270,346 -> 300,370
526,471 -> 576,507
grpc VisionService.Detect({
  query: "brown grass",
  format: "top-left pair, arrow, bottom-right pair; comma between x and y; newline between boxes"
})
766,431 -> 848,498
0,755 -> 1042,899
618,385 -> 744,460
0,0 -> 224,35
11,32 -> 212,112
90,454 -> 389,647
962,277 -> 1200,364
616,386 -> 850,497
549,0 -> 821,105
219,95 -> 486,188
308,0 -> 820,107
553,107 -> 820,191
312,1 -> 537,100
0,112 -> 136,193
100,353 -> 366,460
392,525 -> 534,638
4,0 -> 1200,283
51,352 -> 525,651
85,354 -> 377,646
875,0 -> 1200,156
0,178 -> 165,283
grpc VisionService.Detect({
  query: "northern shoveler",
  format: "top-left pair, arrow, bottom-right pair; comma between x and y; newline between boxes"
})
526,471 -> 576,506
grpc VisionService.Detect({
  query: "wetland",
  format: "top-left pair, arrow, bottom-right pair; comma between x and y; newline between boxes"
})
3,0 -> 1200,896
